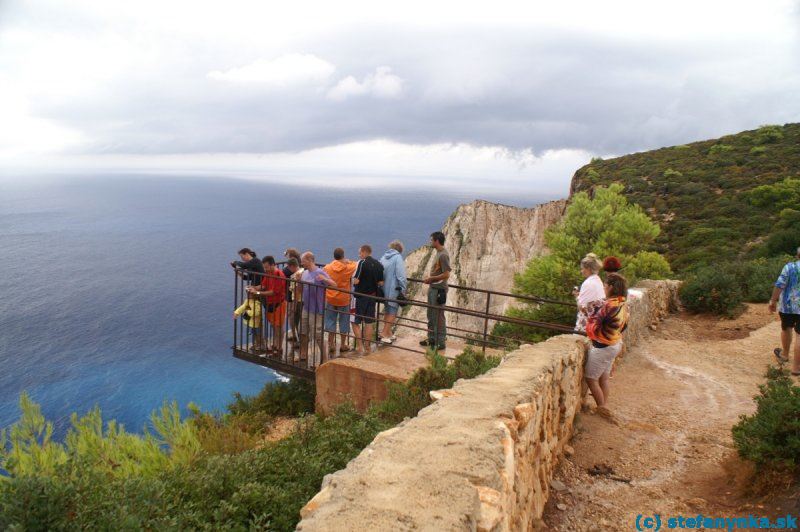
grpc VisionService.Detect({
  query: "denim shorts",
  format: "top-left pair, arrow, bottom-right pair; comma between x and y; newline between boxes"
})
324,303 -> 351,333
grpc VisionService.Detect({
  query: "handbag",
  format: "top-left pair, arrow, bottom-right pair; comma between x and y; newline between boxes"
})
396,288 -> 410,307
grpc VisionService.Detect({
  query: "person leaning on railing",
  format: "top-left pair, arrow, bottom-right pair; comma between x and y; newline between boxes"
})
299,252 -> 335,366
379,240 -> 406,345
282,257 -> 302,343
573,253 -> 605,333
584,273 -> 630,421
247,256 -> 287,356
353,244 -> 384,355
230,247 -> 264,286
420,231 -> 451,351
323,248 -> 357,356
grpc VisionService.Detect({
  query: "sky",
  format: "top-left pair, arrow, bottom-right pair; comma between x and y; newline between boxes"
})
0,0 -> 798,195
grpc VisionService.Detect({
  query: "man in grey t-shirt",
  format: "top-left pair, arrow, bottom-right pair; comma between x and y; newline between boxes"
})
421,231 -> 451,350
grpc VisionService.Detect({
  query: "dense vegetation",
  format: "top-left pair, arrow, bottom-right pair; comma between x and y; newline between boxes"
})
732,365 -> 800,478
495,184 -> 670,342
0,348 -> 499,531
571,123 -> 800,271
571,123 -> 800,315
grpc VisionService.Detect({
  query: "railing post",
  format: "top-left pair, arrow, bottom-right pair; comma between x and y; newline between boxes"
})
482,292 -> 491,355
234,268 -> 238,349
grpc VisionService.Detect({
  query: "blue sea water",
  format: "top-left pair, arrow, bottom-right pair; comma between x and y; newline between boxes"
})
0,175 -> 552,437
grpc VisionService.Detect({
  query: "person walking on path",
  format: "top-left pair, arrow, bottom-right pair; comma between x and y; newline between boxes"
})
770,246 -> 800,376
573,253 -> 605,333
379,240 -> 407,345
585,273 -> 630,419
248,256 -> 287,356
352,244 -> 384,354
323,248 -> 357,357
420,232 -> 451,351
299,252 -> 335,366
231,248 -> 264,286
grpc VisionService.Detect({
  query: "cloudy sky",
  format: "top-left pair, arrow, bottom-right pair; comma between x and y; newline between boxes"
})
0,0 -> 798,194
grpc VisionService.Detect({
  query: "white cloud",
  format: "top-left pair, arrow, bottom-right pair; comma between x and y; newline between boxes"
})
207,53 -> 335,86
327,66 -> 404,101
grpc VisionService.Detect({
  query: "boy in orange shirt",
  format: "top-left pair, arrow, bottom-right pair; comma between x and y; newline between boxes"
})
323,248 -> 357,356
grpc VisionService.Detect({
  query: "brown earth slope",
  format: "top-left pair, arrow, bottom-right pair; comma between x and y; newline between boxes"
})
543,305 -> 799,530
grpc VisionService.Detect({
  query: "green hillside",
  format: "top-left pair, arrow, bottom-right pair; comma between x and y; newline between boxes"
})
570,123 -> 800,272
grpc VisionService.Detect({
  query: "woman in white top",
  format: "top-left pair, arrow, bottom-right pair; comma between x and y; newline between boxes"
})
573,253 -> 605,332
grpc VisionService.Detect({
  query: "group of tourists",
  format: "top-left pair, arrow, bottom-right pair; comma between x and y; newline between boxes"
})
231,232 -> 452,366
573,253 -> 630,419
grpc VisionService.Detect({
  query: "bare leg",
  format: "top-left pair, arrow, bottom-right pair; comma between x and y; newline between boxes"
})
781,328 -> 792,361
328,332 -> 337,355
381,314 -> 396,338
585,378 -> 605,407
352,323 -> 363,352
300,334 -> 309,360
339,332 -> 349,351
599,372 -> 611,404
793,331 -> 800,373
273,324 -> 283,354
363,323 -> 374,352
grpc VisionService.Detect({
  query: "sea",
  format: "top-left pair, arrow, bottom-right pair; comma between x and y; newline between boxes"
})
0,175 -> 554,438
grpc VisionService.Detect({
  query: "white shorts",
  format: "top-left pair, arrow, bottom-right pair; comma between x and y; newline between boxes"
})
585,342 -> 622,379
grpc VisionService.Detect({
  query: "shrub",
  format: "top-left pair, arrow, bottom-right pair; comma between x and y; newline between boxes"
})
228,378 -> 315,419
506,185 -> 671,340
737,256 -> 792,303
370,349 -> 500,424
679,266 -> 743,316
0,349 -> 501,531
753,125 -> 784,145
663,168 -> 683,178
708,143 -> 734,155
732,365 -> 800,473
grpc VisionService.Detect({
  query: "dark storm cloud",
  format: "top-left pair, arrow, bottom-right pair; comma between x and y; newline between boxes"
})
22,24 -> 800,157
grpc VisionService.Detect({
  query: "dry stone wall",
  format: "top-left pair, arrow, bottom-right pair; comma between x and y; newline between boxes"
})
297,281 -> 680,531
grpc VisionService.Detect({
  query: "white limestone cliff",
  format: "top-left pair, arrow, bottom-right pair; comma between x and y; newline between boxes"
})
402,199 -> 567,334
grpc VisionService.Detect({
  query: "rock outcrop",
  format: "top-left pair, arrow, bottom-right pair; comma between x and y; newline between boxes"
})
403,199 -> 567,334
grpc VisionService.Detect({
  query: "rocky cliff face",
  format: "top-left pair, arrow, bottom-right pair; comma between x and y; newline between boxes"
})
403,199 -> 567,334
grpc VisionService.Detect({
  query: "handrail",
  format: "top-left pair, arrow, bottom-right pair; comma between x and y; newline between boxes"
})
274,261 -> 576,308
236,267 -> 578,329
232,263 -> 583,379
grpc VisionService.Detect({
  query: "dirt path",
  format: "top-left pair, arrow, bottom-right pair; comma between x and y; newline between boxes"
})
543,305 -> 799,530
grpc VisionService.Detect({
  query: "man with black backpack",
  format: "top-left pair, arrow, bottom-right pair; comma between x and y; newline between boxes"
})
352,244 -> 384,355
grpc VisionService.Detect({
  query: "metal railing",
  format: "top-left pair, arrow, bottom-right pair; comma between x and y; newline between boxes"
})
232,262 -> 580,379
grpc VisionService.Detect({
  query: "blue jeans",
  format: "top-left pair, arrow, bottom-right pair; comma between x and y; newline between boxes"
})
324,303 -> 351,333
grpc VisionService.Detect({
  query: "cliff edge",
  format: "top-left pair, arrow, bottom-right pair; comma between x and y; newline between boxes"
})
403,198 -> 567,332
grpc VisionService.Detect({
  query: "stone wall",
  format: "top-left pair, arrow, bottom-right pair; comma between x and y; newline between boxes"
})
297,281 -> 680,531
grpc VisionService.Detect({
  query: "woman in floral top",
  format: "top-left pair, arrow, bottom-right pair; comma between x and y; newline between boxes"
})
584,273 -> 630,417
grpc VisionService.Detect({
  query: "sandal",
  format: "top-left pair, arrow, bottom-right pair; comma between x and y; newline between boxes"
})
340,346 -> 353,353
774,348 -> 789,363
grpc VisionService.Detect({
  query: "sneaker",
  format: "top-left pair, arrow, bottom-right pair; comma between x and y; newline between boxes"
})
774,348 -> 789,363
391,335 -> 397,341
419,339 -> 434,347
380,337 -> 393,345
